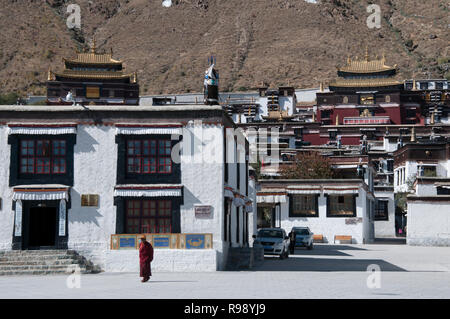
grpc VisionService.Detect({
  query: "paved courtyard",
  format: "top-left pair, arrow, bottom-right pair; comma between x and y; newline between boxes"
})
1,243 -> 450,299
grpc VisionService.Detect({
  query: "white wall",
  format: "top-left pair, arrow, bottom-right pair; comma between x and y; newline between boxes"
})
408,200 -> 450,246
105,249 -> 217,272
180,123 -> 224,249
0,125 -> 13,250
279,189 -> 368,244
374,191 -> 396,238
68,125 -> 118,266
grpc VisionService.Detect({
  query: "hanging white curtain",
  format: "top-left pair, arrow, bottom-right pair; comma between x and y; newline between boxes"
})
14,200 -> 22,237
59,199 -> 67,236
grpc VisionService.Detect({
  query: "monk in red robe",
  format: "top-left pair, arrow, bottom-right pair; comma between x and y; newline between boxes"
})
139,235 -> 153,283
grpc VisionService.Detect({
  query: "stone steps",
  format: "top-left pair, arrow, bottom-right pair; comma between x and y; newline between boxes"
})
0,250 -> 77,255
0,250 -> 98,276
0,259 -> 78,266
0,255 -> 79,262
0,269 -> 89,276
0,264 -> 86,271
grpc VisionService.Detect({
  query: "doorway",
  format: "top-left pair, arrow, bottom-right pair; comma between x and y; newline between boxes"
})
28,207 -> 57,248
257,205 -> 274,229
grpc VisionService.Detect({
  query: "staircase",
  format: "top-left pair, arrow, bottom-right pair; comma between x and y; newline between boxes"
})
0,250 -> 98,276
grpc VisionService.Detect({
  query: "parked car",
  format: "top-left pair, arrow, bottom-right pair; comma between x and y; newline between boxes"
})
292,227 -> 314,250
253,228 -> 290,259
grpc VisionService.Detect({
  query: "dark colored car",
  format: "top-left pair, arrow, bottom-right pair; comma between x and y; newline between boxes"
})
292,227 -> 314,250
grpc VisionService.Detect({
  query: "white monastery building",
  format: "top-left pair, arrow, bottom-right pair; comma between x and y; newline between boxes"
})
0,104 -> 256,272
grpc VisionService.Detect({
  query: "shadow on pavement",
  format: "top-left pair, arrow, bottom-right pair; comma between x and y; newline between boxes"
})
292,244 -> 368,257
252,256 -> 406,272
249,244 -> 406,272
372,238 -> 407,245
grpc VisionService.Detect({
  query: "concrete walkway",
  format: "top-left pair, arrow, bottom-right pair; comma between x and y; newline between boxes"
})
1,244 -> 450,299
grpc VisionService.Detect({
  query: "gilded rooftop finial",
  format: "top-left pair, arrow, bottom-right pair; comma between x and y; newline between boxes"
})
365,46 -> 369,61
91,37 -> 97,54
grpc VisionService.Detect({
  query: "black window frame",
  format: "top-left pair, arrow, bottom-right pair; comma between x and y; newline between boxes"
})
114,196 -> 182,234
116,134 -> 181,185
326,194 -> 357,218
374,199 -> 389,221
289,194 -> 319,218
8,134 -> 76,187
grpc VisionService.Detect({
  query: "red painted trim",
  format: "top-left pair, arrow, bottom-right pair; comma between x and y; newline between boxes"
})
116,124 -> 183,128
115,186 -> 182,190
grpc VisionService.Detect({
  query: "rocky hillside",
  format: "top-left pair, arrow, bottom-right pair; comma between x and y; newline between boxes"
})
0,0 -> 448,96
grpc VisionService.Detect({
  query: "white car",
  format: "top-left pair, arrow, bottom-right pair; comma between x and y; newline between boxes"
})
253,228 -> 290,259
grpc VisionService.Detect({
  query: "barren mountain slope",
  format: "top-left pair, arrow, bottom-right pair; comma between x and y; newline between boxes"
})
0,0 -> 448,96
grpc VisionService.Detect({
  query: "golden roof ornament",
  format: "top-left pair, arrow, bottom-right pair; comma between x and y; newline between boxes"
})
319,82 -> 324,92
47,68 -> 54,81
91,37 -> 97,54
338,50 -> 396,74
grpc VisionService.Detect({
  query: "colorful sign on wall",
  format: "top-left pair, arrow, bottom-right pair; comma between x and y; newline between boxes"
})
110,233 -> 213,250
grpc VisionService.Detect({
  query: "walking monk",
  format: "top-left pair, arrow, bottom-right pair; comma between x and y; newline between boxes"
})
139,235 -> 153,283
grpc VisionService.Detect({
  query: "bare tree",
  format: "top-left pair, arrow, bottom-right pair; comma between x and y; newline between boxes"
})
280,151 -> 334,179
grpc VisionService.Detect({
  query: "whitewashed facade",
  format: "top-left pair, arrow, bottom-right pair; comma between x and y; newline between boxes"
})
407,177 -> 450,246
0,104 -> 255,271
257,179 -> 375,244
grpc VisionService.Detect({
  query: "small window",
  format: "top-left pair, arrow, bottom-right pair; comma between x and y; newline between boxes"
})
291,195 -> 318,217
86,86 -> 100,98
321,110 -> 331,119
328,195 -> 355,217
343,96 -> 348,104
420,82 -> 429,90
329,130 -> 337,141
374,200 -> 389,221
126,139 -> 172,174
125,199 -> 172,234
20,139 -> 66,175
385,95 -> 391,103
418,165 -> 437,177
406,109 -> 416,118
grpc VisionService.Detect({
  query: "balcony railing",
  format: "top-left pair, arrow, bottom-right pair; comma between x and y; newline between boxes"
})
343,116 -> 390,125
